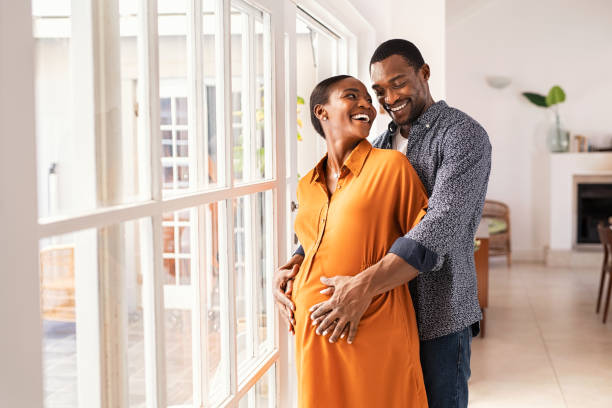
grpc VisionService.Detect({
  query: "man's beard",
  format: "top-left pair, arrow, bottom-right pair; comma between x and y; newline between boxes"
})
388,101 -> 424,127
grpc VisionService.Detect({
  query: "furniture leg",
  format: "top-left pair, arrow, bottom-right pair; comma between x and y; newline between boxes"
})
596,266 -> 606,314
480,308 -> 486,338
603,271 -> 612,324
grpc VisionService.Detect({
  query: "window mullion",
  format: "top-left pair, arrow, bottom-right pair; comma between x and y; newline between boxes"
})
241,12 -> 252,182
217,0 -> 233,188
225,198 -> 239,398
186,0 -> 207,405
138,0 -> 167,407
187,0 -> 200,194
263,12 -> 273,180
74,0 -> 131,406
197,203 -> 210,405
245,194 -> 256,369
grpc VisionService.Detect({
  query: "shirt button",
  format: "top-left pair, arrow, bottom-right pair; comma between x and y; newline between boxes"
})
425,123 -> 430,129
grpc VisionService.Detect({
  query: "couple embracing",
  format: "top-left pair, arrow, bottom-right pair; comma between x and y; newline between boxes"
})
274,39 -> 491,408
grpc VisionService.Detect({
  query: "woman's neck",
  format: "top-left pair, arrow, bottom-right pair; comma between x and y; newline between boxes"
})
325,135 -> 362,175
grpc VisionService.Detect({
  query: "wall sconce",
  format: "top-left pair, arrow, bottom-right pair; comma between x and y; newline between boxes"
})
485,75 -> 512,89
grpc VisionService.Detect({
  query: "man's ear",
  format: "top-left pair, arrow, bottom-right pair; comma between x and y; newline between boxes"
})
314,104 -> 327,121
420,64 -> 431,81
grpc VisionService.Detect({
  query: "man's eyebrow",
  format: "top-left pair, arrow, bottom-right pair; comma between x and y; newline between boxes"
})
372,74 -> 408,88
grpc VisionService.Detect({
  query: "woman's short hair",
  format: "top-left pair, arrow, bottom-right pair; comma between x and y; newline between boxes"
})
310,74 -> 353,138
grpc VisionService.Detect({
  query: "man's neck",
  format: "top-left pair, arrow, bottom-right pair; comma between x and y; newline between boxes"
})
398,97 -> 436,138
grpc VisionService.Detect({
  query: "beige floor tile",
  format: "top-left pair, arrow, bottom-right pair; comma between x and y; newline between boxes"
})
470,262 -> 612,408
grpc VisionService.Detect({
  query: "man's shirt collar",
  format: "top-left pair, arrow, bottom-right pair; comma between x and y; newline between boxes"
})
387,100 -> 448,137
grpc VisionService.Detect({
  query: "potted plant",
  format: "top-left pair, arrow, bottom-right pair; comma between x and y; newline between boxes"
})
522,85 -> 569,152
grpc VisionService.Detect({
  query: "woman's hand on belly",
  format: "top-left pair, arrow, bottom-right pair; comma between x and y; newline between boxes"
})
309,275 -> 372,344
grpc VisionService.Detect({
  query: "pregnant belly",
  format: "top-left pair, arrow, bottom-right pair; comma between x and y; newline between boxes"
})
292,278 -> 414,345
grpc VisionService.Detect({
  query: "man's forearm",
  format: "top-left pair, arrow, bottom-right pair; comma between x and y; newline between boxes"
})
355,253 -> 419,298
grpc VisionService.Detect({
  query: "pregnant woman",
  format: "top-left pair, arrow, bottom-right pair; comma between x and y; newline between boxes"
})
291,75 -> 429,407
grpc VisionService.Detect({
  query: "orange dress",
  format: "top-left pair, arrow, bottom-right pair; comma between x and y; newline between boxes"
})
293,139 -> 429,408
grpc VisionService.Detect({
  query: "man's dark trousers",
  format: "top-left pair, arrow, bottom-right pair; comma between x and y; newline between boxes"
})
419,324 -> 477,408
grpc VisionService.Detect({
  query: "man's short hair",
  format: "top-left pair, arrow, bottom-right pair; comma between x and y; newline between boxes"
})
369,39 -> 425,71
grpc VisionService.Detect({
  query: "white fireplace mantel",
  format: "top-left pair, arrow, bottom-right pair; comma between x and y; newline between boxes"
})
548,153 -> 612,261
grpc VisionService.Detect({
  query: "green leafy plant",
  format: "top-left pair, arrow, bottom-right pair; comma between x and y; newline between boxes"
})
297,96 -> 305,141
522,85 -> 566,108
522,85 -> 569,151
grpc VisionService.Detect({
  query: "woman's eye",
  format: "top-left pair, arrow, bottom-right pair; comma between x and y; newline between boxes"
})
347,93 -> 356,99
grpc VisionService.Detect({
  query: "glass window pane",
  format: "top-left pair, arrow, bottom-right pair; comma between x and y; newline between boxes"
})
40,243 -> 78,407
205,201 -> 229,405
163,258 -> 176,285
179,226 -> 191,254
202,0 -> 221,188
163,206 -> 194,406
179,259 -> 191,285
177,133 -> 189,157
234,196 -> 247,369
163,166 -> 174,189
165,308 -> 193,405
177,165 -> 190,188
160,98 -> 172,125
175,97 -> 188,125
39,217 -> 152,408
233,191 -> 274,380
34,0 -> 151,220
162,141 -> 173,157
255,191 -> 273,353
230,5 -> 272,184
238,365 -> 276,408
296,16 -> 341,177
159,0 -> 190,197
161,203 -> 231,406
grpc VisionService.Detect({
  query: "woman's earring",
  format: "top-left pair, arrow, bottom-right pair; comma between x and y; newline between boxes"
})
322,117 -> 327,121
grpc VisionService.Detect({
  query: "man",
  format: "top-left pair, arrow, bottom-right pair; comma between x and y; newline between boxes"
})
274,39 -> 491,407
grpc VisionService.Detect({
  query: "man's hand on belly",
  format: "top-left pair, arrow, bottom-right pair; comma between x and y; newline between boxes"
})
309,254 -> 419,343
273,254 -> 303,334
309,275 -> 372,344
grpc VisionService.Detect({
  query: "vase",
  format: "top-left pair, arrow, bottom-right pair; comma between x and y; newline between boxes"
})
547,110 -> 570,153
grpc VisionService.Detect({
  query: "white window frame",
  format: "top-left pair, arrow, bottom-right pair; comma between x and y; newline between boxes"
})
30,0 -> 283,407
5,0 -> 367,407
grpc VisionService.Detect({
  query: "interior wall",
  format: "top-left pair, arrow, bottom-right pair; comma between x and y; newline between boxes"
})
446,0 -> 612,260
0,1 -> 43,406
349,0 -> 446,136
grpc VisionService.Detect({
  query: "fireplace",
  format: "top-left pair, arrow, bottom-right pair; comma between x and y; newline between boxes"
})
576,183 -> 612,244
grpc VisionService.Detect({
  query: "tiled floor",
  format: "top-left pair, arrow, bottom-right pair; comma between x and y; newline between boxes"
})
469,261 -> 612,407
41,262 -> 612,407
43,310 -> 194,408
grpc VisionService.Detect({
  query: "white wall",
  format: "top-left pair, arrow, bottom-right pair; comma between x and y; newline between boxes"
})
0,1 -> 43,406
345,0 -> 446,136
446,0 -> 612,260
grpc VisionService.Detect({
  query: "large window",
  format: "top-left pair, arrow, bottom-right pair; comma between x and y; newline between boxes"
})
34,0 -> 280,407
25,0 -> 360,407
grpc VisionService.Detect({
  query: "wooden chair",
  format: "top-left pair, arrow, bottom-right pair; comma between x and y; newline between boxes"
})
39,245 -> 75,322
596,223 -> 612,323
482,200 -> 512,266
